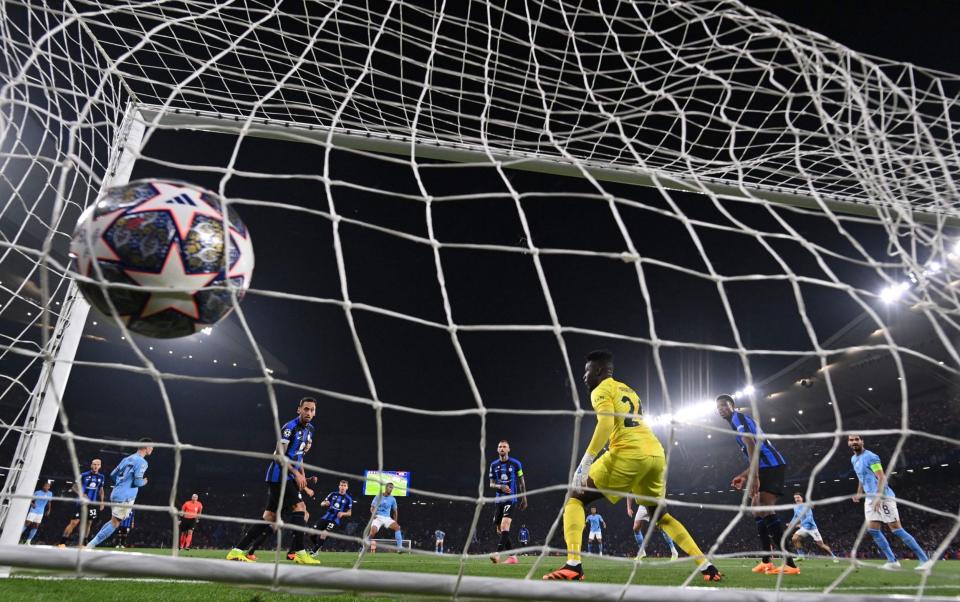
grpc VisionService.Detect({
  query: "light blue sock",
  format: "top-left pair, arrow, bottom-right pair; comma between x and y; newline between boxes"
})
634,530 -> 644,550
868,528 -> 897,562
598,542 -> 603,556
26,527 -> 38,542
661,530 -> 675,551
394,529 -> 403,549
892,528 -> 928,562
87,522 -> 117,548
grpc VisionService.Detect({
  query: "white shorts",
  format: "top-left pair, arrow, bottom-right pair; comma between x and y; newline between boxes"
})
632,504 -> 650,525
111,499 -> 136,521
588,531 -> 602,541
795,527 -> 823,542
26,512 -> 44,524
865,498 -> 900,523
371,515 -> 395,530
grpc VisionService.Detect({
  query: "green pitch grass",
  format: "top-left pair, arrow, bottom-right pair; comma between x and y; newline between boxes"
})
2,548 -> 958,601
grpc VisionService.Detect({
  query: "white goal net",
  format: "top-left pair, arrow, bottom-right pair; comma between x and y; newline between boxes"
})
0,1 -> 958,600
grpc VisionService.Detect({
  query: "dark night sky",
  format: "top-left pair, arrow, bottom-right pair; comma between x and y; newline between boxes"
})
30,1 -> 959,512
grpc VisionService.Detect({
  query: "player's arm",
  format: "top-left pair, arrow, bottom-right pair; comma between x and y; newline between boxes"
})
602,517 -> 607,529
518,473 -> 527,510
575,385 -> 616,489
98,483 -> 105,510
853,479 -> 864,503
871,462 -> 889,509
626,496 -> 635,517
731,417 -> 760,494
392,501 -> 398,523
276,437 -> 307,490
133,461 -> 148,488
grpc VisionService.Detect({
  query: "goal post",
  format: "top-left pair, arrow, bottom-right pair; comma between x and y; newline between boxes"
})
136,104 -> 955,227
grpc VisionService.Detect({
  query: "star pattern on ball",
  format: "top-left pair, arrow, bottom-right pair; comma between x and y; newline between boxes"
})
125,181 -> 223,241
227,227 -> 255,285
123,242 -> 219,319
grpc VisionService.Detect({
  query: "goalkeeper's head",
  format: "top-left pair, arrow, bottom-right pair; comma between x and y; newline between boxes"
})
583,349 -> 614,391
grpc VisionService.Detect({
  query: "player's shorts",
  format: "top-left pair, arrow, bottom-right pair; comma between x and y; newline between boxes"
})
588,531 -> 602,541
315,519 -> 338,532
26,512 -> 44,523
588,452 -> 665,504
795,527 -> 823,542
72,505 -> 99,522
265,481 -> 303,512
758,465 -> 786,496
111,499 -> 136,521
371,515 -> 396,530
493,501 -> 515,525
632,504 -> 651,525
181,517 -> 197,531
864,497 -> 900,523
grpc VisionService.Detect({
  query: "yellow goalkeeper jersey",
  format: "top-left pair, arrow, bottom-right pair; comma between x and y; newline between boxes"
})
590,377 -> 664,458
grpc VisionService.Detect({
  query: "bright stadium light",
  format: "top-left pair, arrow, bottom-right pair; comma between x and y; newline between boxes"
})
201,326 -> 213,336
880,281 -> 910,303
742,385 -> 755,395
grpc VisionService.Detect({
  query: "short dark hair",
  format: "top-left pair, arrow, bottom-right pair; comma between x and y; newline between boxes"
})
585,349 -> 614,366
138,437 -> 153,444
715,394 -> 735,406
339,479 -> 348,485
794,492 -> 803,498
498,439 -> 509,445
299,397 -> 317,407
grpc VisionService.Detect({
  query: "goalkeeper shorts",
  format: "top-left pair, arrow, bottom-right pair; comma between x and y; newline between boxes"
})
588,452 -> 665,504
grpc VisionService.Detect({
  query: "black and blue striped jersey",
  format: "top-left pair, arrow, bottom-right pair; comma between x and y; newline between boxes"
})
727,411 -> 786,468
78,470 -> 105,502
320,492 -> 353,525
489,457 -> 524,503
265,418 -> 314,483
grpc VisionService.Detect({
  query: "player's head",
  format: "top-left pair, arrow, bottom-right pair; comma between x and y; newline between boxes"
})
590,507 -> 597,515
383,482 -> 394,496
138,437 -> 154,456
338,479 -> 349,494
497,440 -> 510,459
297,397 -> 317,423
90,458 -> 102,472
793,492 -> 804,503
191,493 -> 199,501
847,434 -> 865,454
715,394 -> 736,419
41,481 -> 52,491
583,349 -> 614,391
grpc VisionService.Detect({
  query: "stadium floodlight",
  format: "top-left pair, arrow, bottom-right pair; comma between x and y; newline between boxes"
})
880,282 -> 911,303
742,385 -> 755,396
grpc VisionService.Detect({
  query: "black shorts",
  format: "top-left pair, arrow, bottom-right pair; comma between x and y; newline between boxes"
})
494,501 -> 515,525
265,481 -> 303,512
759,465 -> 786,496
73,506 -> 99,522
181,517 -> 198,531
314,519 -> 338,532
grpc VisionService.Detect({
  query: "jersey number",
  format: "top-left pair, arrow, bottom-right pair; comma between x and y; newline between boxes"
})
621,396 -> 641,427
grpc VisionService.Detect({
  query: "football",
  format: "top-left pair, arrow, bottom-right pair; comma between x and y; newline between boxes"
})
70,179 -> 254,338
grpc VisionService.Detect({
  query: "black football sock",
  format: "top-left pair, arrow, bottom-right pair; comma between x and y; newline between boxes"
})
764,514 -> 795,567
290,512 -> 306,553
59,534 -> 69,545
497,530 -> 512,553
237,523 -> 271,552
756,516 -> 772,564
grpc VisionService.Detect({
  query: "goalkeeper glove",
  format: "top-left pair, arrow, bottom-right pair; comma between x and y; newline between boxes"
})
573,453 -> 595,492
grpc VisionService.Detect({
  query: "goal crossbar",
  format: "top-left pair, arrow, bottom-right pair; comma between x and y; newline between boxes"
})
0,546 -> 947,602
136,105 -> 954,227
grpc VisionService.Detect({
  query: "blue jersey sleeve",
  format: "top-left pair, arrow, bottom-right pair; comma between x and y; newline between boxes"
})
133,457 -> 148,487
109,463 -> 123,485
738,413 -> 757,434
345,495 -> 353,510
513,458 -> 524,476
390,497 -> 398,512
